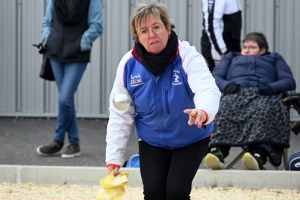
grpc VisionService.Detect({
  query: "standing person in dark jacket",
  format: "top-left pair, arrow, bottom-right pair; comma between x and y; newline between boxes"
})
205,32 -> 296,170
201,0 -> 242,72
36,0 -> 103,158
105,2 -> 220,199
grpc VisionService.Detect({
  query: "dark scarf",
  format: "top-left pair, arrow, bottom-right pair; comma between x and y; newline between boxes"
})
135,30 -> 178,76
54,0 -> 91,25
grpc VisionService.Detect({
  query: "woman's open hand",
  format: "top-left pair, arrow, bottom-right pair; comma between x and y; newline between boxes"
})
183,109 -> 207,128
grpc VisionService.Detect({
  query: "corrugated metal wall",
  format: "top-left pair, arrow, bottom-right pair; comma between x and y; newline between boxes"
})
0,0 -> 299,120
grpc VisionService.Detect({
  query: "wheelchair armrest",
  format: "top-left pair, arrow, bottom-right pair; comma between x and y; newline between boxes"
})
292,120 -> 300,135
283,92 -> 300,135
283,96 -> 300,103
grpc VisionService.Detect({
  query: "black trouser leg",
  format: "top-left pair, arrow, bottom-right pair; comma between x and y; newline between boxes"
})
207,145 -> 231,158
248,145 -> 270,165
139,137 -> 210,200
218,146 -> 231,158
201,44 -> 215,72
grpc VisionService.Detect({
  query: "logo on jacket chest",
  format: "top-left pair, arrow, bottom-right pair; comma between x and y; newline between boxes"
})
173,70 -> 182,86
130,74 -> 144,87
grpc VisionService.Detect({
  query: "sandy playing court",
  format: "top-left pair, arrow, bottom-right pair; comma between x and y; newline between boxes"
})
0,182 -> 300,200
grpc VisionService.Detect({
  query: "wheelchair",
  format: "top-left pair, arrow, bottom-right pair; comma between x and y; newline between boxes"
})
225,91 -> 300,170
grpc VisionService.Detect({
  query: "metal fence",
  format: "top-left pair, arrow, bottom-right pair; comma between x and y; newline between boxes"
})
0,0 -> 299,120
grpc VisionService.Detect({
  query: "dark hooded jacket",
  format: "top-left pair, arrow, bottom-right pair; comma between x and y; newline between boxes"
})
212,52 -> 296,95
45,0 -> 91,62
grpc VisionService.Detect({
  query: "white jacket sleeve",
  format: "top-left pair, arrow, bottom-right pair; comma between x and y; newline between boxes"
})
180,41 -> 221,124
105,51 -> 135,167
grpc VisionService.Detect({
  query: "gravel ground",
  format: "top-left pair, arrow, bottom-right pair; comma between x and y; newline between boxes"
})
0,183 -> 300,200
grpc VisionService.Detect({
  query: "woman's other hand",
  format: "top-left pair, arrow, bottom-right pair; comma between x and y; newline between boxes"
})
224,83 -> 240,94
258,85 -> 274,95
107,165 -> 120,176
183,109 -> 207,128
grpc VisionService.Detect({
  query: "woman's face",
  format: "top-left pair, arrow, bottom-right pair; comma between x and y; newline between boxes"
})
136,15 -> 171,55
241,40 -> 266,56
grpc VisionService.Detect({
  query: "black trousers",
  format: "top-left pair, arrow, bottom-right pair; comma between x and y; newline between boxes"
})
139,137 -> 210,200
201,43 -> 215,72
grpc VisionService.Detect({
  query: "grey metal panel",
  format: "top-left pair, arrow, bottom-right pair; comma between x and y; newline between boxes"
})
100,0 -> 132,115
243,0 -> 276,50
0,0 -> 300,121
188,0 -> 202,52
240,0 -> 246,37
76,41 -> 102,116
162,0 -> 188,43
274,0 -> 300,121
0,0 -> 17,112
275,0 -> 299,75
20,0 -> 45,113
131,0 -> 156,6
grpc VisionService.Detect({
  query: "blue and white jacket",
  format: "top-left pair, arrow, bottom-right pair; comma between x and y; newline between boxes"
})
106,40 -> 221,166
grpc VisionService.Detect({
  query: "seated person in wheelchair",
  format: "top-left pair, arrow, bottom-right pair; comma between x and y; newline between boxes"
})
205,32 -> 296,170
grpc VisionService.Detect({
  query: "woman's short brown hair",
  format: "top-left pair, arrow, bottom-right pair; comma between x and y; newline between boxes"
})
130,2 -> 175,43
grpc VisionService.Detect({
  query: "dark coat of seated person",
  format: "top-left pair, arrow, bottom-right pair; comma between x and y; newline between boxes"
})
205,32 -> 296,170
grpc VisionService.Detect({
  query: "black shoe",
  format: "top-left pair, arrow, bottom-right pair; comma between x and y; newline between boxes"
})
36,141 -> 63,155
204,147 -> 225,169
61,143 -> 81,158
242,152 -> 264,170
